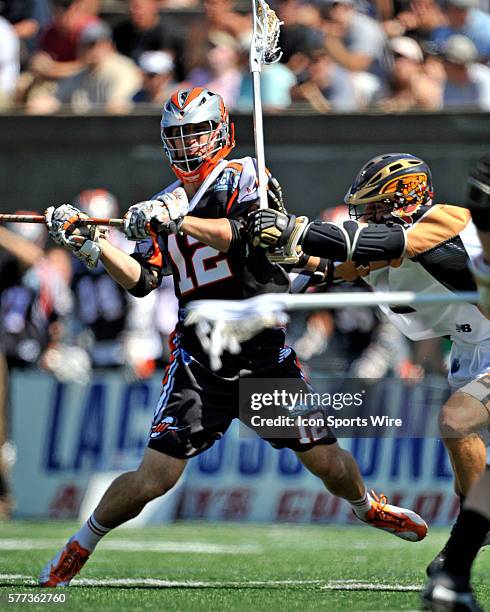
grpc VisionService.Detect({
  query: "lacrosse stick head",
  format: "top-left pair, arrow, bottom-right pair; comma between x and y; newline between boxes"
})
250,0 -> 283,70
185,297 -> 289,370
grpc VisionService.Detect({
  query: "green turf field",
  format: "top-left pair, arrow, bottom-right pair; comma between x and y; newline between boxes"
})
0,521 -> 488,611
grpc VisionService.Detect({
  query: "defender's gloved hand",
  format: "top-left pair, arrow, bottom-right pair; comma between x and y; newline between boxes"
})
124,188 -> 189,240
247,208 -> 309,265
45,204 -> 104,269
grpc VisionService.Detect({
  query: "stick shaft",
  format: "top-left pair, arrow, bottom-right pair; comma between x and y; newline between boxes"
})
0,214 -> 124,227
251,71 -> 269,209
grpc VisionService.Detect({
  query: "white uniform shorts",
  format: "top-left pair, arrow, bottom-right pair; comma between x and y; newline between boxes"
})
448,338 -> 490,394
448,339 -> 490,462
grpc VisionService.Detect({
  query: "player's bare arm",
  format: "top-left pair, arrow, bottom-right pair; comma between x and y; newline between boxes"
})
99,239 -> 142,290
179,216 -> 232,253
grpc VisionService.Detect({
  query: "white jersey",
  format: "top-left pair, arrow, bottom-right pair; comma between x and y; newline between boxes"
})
337,204 -> 490,345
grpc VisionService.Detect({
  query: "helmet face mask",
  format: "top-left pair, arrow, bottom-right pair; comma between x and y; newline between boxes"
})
161,88 -> 235,183
345,153 -> 433,224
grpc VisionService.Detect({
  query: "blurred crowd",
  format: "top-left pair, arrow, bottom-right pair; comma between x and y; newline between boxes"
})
0,0 -> 489,114
0,189 -> 179,517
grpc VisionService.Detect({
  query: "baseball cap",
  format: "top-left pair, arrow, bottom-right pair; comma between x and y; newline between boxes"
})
138,51 -> 174,75
79,21 -> 112,46
389,36 -> 424,63
441,34 -> 477,64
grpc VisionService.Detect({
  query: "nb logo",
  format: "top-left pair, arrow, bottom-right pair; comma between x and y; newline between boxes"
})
456,323 -> 472,333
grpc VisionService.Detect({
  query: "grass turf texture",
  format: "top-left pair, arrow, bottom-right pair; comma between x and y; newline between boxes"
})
0,521 -> 488,611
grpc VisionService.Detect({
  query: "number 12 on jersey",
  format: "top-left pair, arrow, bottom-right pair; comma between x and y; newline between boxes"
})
167,234 -> 233,295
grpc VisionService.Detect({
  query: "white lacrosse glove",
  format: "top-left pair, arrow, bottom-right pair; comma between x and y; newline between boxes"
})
470,254 -> 490,316
45,204 -> 104,269
247,209 -> 309,265
124,187 -> 189,241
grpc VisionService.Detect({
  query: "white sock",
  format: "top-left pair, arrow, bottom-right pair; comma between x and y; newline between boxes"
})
349,491 -> 374,520
70,514 -> 112,553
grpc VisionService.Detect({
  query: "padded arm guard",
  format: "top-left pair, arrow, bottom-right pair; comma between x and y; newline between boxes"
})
302,220 -> 406,263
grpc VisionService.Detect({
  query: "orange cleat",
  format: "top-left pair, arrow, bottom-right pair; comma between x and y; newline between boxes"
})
39,540 -> 90,587
359,490 -> 428,542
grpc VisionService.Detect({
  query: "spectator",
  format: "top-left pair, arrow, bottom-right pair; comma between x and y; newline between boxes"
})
0,0 -> 51,62
377,35 -> 441,110
440,34 -> 490,109
185,0 -> 251,76
318,0 -> 390,107
15,0 -> 99,105
133,50 -> 176,104
430,0 -> 490,61
187,32 -> 242,109
291,47 -> 358,111
237,40 -> 297,111
384,0 -> 444,40
113,0 -> 184,80
0,16 -> 20,109
28,21 -> 142,114
277,0 -> 324,64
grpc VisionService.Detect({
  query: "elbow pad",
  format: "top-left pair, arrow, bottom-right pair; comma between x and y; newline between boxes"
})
302,220 -> 406,262
127,264 -> 159,297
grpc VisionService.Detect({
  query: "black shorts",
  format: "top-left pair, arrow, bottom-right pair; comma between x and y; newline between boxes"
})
147,346 -> 336,459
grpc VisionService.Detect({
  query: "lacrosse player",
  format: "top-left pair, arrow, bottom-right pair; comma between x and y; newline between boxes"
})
422,155 -> 490,612
249,152 -> 490,579
39,91 -> 427,587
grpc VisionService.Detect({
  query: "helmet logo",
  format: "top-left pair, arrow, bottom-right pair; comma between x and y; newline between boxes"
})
382,173 -> 430,222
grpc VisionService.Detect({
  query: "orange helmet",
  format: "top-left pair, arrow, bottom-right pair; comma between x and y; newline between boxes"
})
161,87 -> 235,183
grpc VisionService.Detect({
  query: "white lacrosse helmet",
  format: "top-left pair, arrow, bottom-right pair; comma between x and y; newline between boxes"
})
161,87 -> 235,183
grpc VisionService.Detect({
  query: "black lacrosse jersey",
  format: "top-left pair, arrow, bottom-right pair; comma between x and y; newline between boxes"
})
131,157 -> 290,373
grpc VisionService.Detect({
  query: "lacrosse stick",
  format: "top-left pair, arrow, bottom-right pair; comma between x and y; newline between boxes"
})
0,213 -> 124,227
250,0 -> 283,209
185,290 -> 480,370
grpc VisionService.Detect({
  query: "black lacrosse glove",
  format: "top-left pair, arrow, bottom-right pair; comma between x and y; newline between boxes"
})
247,209 -> 297,249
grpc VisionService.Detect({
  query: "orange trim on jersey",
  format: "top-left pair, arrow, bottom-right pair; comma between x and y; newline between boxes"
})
405,204 -> 471,258
226,162 -> 243,172
226,187 -> 239,214
147,235 -> 163,269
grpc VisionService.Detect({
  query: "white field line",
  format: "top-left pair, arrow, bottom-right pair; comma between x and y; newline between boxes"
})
0,574 -> 421,591
0,537 -> 409,552
0,539 -> 261,554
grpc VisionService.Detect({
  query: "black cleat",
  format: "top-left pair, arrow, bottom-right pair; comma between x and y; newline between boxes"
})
421,571 -> 484,612
427,530 -> 490,577
426,544 -> 449,577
